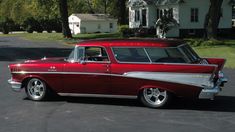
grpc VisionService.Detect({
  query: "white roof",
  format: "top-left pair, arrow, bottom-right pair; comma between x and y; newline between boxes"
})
71,14 -> 118,21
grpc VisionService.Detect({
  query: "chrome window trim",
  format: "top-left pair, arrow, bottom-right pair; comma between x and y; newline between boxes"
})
73,45 -> 111,64
143,48 -> 152,63
110,46 -> 215,67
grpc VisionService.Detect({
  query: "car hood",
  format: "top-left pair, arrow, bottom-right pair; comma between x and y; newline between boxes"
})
23,57 -> 66,64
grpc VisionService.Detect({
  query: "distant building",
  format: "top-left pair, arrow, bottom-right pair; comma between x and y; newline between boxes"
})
69,14 -> 118,34
128,0 -> 233,37
232,5 -> 235,27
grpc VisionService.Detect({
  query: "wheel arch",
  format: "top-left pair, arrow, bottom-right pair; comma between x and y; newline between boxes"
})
137,85 -> 176,98
21,75 -> 48,89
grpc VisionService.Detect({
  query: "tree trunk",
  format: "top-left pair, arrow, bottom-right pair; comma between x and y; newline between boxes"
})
104,0 -> 107,14
117,0 -> 127,25
59,0 -> 72,38
204,0 -> 223,40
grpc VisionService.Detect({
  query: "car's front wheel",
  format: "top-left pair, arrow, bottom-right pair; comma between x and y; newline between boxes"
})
25,78 -> 49,101
139,88 -> 171,108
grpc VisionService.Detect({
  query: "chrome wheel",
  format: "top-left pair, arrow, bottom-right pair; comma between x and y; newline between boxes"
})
26,78 -> 46,101
140,88 -> 170,108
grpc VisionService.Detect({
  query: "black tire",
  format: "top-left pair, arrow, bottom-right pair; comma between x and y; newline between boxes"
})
139,88 -> 172,108
25,78 -> 50,101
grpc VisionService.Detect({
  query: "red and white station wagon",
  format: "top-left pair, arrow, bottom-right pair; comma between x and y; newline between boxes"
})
8,39 -> 228,108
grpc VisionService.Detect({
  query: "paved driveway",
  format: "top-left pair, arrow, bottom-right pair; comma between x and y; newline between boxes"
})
0,36 -> 235,132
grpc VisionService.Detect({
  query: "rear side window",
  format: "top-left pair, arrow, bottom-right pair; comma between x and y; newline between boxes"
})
112,48 -> 150,62
145,48 -> 168,62
145,47 -> 188,63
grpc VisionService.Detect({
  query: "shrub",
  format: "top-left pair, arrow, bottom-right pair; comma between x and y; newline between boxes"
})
186,39 -> 225,47
0,17 -> 14,34
119,25 -> 132,37
22,17 -> 43,33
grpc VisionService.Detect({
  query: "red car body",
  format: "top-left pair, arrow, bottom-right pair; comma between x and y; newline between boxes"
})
8,39 -> 228,108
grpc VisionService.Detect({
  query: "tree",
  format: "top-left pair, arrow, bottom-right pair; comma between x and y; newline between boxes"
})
59,0 -> 72,38
110,0 -> 128,24
204,0 -> 223,39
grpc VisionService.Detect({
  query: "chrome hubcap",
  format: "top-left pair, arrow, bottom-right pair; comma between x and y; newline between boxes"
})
27,79 -> 45,99
143,88 -> 167,105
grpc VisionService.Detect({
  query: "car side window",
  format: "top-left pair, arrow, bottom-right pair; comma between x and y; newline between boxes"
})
84,47 -> 109,62
112,47 -> 150,63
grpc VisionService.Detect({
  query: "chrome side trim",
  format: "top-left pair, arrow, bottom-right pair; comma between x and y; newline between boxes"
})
58,93 -> 137,99
8,79 -> 22,92
12,71 -> 214,88
199,76 -> 228,100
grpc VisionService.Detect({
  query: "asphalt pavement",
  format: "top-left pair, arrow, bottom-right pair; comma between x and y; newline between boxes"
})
0,36 -> 235,132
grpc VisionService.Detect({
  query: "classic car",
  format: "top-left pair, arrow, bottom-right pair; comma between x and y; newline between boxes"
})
8,39 -> 228,108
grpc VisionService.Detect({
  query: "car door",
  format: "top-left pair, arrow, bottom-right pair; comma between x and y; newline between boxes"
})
62,46 -> 111,94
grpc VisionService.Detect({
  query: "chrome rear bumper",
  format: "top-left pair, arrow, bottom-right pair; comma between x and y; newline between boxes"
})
8,79 -> 22,92
199,77 -> 228,100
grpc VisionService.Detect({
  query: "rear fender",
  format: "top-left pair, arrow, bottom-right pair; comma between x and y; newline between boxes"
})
205,58 -> 226,71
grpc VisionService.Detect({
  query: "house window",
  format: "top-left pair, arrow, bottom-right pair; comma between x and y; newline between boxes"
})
156,9 -> 160,20
110,23 -> 113,28
98,24 -> 101,29
169,8 -> 173,18
233,5 -> 235,19
191,8 -> 199,22
160,10 -> 163,18
135,10 -> 140,22
142,9 -> 147,26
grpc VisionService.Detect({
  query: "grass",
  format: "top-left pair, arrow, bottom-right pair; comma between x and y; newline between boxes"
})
0,32 -> 121,43
194,46 -> 235,69
1,32 -> 235,68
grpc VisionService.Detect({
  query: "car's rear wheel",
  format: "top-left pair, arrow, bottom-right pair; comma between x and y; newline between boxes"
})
139,88 -> 171,108
25,78 -> 49,101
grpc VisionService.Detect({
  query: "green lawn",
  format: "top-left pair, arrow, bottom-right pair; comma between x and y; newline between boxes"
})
194,46 -> 235,69
0,32 -> 121,42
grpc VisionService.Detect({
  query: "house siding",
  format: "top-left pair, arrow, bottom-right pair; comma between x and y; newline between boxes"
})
128,0 -> 233,38
69,15 -> 117,34
80,21 -> 117,34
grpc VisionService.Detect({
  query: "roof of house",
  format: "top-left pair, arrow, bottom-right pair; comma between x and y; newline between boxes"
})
128,0 -> 185,7
71,14 -> 117,21
155,0 -> 185,5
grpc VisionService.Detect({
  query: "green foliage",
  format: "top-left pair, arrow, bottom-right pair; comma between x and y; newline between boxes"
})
0,0 -> 127,34
118,25 -> 132,37
186,39 -> 225,47
0,16 -> 15,34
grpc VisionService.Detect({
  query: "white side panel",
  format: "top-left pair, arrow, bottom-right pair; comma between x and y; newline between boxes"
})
124,72 -> 213,88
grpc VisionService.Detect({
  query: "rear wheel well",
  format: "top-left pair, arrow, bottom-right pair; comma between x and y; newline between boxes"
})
137,87 -> 175,98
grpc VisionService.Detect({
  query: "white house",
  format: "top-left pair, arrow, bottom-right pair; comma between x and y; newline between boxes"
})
69,14 -> 118,34
128,0 -> 234,38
